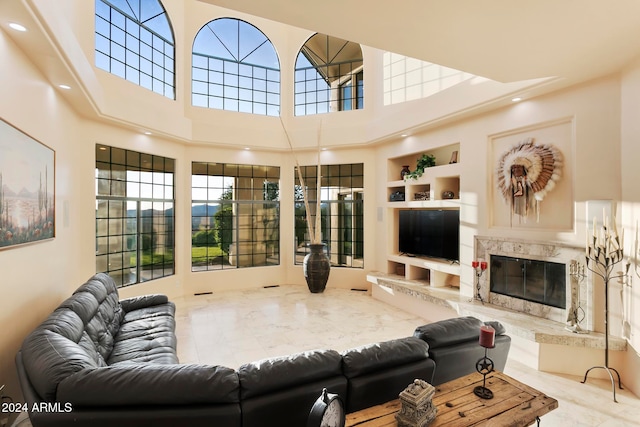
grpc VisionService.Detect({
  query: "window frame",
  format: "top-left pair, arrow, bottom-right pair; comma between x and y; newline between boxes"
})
191,18 -> 281,116
95,145 -> 175,287
294,163 -> 364,268
191,162 -> 281,271
294,34 -> 364,116
94,0 -> 176,99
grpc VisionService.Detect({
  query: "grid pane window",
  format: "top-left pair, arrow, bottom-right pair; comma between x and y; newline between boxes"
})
295,34 -> 364,116
382,52 -> 475,106
95,145 -> 175,287
95,0 -> 175,99
294,163 -> 364,268
192,162 -> 280,271
192,18 -> 281,116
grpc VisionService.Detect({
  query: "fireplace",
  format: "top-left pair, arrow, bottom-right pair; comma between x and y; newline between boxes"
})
490,255 -> 566,309
475,236 -> 593,329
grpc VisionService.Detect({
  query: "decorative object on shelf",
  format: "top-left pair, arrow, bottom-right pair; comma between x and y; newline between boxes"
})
395,379 -> 437,427
566,260 -> 588,334
496,137 -> 563,223
474,325 -> 495,399
308,388 -> 345,427
400,165 -> 411,180
449,150 -> 458,164
390,191 -> 405,202
441,190 -> 455,199
404,154 -> 436,180
581,211 -> 629,402
414,191 -> 430,201
281,117 -> 330,293
472,260 -> 488,303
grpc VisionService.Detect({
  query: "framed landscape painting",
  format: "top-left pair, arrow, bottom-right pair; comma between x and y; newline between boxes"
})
0,118 -> 55,249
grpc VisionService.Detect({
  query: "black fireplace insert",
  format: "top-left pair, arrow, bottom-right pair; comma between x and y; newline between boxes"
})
489,255 -> 566,309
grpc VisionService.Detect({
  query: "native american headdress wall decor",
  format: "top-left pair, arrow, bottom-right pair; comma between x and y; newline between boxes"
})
496,137 -> 563,223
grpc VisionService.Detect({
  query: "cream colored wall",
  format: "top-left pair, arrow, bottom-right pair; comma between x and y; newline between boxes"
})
619,57 -> 640,396
0,27 -> 96,405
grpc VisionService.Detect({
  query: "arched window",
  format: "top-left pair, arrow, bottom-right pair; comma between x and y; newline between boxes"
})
192,18 -> 280,116
95,0 -> 175,99
294,34 -> 363,116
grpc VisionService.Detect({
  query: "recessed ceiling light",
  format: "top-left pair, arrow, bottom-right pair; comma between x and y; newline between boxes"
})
144,131 -> 152,135
401,133 -> 409,137
9,22 -> 27,32
511,97 -> 522,102
58,84 -> 71,90
244,147 -> 251,150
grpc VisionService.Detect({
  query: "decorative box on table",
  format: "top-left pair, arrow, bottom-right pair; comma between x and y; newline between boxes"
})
395,379 -> 437,427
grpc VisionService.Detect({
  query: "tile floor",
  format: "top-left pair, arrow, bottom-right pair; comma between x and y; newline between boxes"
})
174,284 -> 640,426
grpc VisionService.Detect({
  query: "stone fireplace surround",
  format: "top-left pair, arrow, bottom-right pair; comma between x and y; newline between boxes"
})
474,235 -> 593,331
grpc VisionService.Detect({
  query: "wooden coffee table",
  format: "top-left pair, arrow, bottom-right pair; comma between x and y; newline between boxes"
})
346,371 -> 558,426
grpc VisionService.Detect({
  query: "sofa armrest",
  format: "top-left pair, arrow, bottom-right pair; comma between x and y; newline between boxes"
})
57,364 -> 239,406
120,294 -> 169,312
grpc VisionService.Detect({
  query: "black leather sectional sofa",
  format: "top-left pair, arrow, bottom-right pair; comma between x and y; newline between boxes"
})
15,273 -> 510,426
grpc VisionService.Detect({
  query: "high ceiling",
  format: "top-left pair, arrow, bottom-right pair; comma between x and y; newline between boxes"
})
2,0 -> 640,147
200,0 -> 640,83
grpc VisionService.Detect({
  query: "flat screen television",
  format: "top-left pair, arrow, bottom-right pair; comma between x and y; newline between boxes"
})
398,209 -> 459,261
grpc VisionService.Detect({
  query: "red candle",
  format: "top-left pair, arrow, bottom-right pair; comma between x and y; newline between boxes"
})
472,261 -> 479,268
479,325 -> 495,348
480,261 -> 488,270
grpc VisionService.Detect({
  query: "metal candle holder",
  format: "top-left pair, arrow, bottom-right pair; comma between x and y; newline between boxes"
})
474,347 -> 495,399
581,213 -> 629,402
474,325 -> 495,399
566,260 -> 588,334
472,261 -> 487,303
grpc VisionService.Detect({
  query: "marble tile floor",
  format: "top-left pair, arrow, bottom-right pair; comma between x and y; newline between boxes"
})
173,285 -> 640,426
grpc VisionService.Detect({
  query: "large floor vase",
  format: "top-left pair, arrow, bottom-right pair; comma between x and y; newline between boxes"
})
303,243 -> 331,293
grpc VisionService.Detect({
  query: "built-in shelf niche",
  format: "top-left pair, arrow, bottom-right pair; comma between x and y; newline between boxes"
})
386,141 -> 462,290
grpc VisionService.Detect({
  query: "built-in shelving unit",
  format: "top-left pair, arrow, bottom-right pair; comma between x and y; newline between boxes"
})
385,142 -> 461,289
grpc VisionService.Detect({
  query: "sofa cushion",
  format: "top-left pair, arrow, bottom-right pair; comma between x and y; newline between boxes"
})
107,302 -> 177,365
341,337 -> 435,412
66,273 -> 125,361
57,364 -> 240,406
120,294 -> 170,312
21,319 -> 107,401
427,335 -> 511,385
413,316 -> 486,348
341,337 -> 430,378
122,301 -> 175,323
108,325 -> 178,365
237,349 -> 343,399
